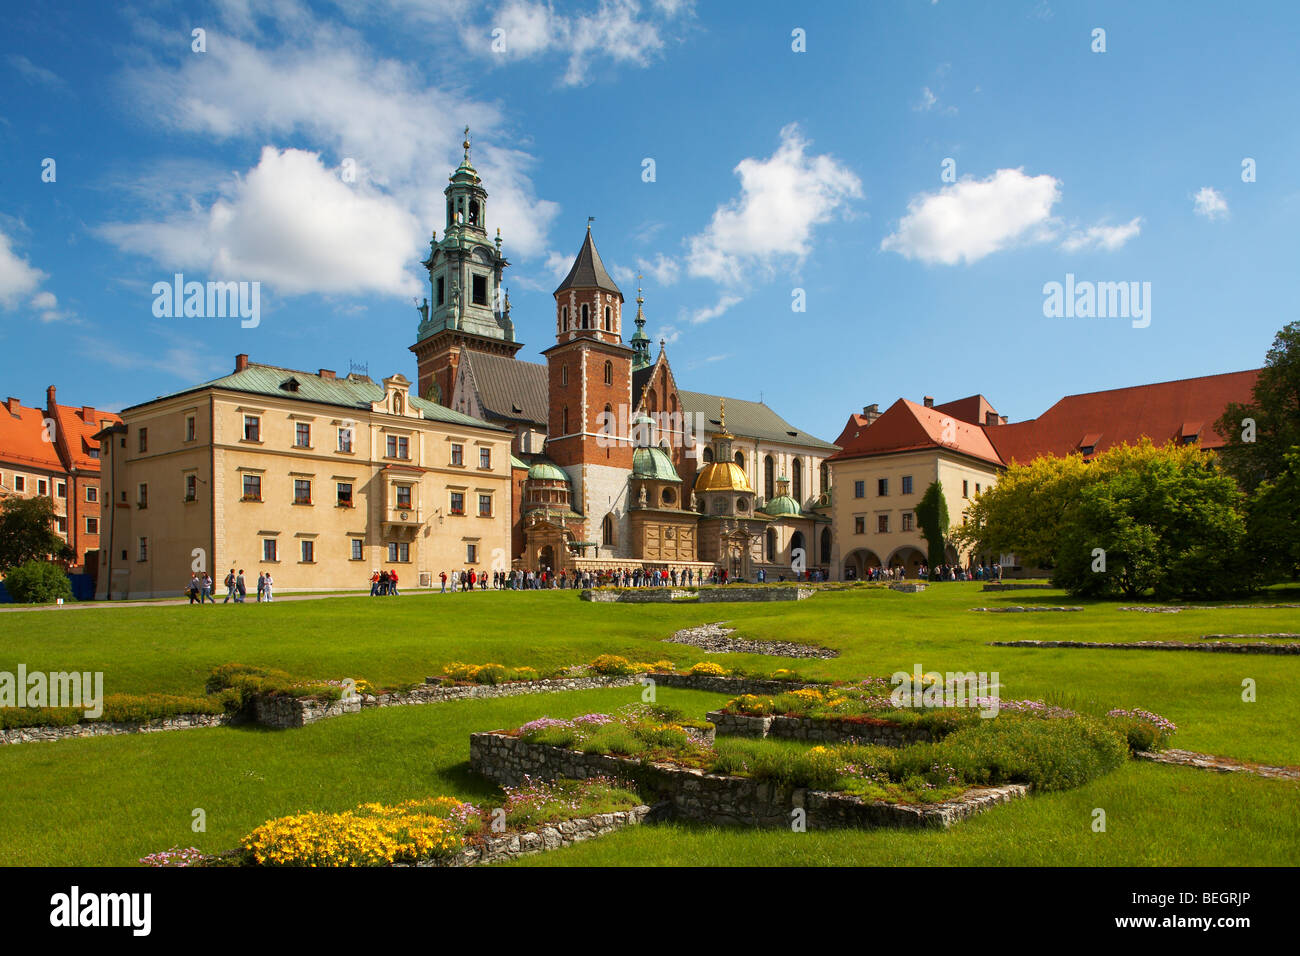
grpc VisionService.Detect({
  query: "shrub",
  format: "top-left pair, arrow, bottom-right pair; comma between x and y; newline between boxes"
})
3,560 -> 72,604
1105,708 -> 1177,752
686,661 -> 727,677
589,654 -> 637,676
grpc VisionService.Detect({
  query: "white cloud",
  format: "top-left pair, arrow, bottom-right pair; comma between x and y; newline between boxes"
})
880,168 -> 1061,265
100,147 -> 422,297
0,228 -> 46,308
1060,216 -> 1142,253
687,124 -> 862,284
915,86 -> 937,111
6,54 -> 63,88
1194,186 -> 1229,221
682,293 -> 741,325
637,253 -> 680,287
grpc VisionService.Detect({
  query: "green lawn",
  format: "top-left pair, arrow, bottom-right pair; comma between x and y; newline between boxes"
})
0,584 -> 1297,866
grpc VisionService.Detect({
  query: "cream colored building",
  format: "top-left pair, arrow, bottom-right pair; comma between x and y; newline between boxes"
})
827,399 -> 1003,579
95,355 -> 513,599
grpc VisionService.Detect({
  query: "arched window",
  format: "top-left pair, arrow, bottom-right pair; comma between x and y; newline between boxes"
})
602,513 -> 615,547
469,201 -> 479,226
560,365 -> 567,386
562,406 -> 569,434
702,447 -> 714,464
647,389 -> 657,414
820,527 -> 831,564
764,455 -> 775,501
791,531 -> 805,564
792,458 -> 803,502
562,306 -> 568,330
604,306 -> 612,331
734,451 -> 745,469
766,528 -> 777,562
603,360 -> 612,385
820,461 -> 829,495
603,403 -> 613,434
581,304 -> 589,329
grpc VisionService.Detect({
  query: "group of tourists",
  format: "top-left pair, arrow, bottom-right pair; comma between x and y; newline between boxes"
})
189,569 -> 277,603
369,569 -> 401,596
433,564 -> 832,591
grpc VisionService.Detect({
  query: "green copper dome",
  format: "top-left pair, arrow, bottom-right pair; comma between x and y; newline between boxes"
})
632,447 -> 680,481
527,462 -> 570,483
763,494 -> 803,518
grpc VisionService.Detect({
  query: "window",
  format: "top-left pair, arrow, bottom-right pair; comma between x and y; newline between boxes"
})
701,447 -> 713,464
37,479 -> 47,496
792,459 -> 802,501
56,516 -> 67,534
350,539 -> 364,561
902,512 -> 914,532
764,455 -> 775,500
137,483 -> 148,509
295,422 -> 311,447
243,415 -> 260,442
263,538 -> 278,562
877,514 -> 890,534
766,527 -> 777,562
138,428 -> 148,452
137,537 -> 148,561
88,448 -> 99,459
901,475 -> 913,495
396,485 -> 412,509
450,491 -> 465,515
185,475 -> 197,501
242,474 -> 262,501
975,483 -> 981,495
338,426 -> 353,453
604,305 -> 612,331
962,480 -> 969,498
301,540 -> 314,563
86,486 -> 97,503
56,481 -> 66,498
479,447 -> 491,469
337,483 -> 353,507
854,516 -> 865,534
472,274 -> 487,306
478,493 -> 492,517
603,360 -> 612,385
602,513 -> 615,547
387,542 -> 410,562
14,476 -> 24,492
561,306 -> 568,330
450,443 -> 463,466
436,275 -> 445,306
293,479 -> 312,505
387,435 -> 410,459
466,543 -> 478,563
85,516 -> 99,535
853,480 -> 864,499
877,478 -> 889,496
560,365 -> 568,386
562,408 -> 569,433
734,451 -> 745,469
580,303 -> 589,328
185,415 -> 196,442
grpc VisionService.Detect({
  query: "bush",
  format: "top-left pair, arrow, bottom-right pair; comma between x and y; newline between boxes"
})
589,654 -> 638,676
3,560 -> 72,604
1105,708 -> 1177,752
686,661 -> 727,677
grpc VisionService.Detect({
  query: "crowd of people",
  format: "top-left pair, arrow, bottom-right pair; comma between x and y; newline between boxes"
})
431,565 -> 830,591
185,569 -> 280,603
369,569 -> 400,596
849,562 -> 1005,583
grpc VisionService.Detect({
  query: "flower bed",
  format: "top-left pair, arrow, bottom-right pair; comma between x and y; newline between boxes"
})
144,778 -> 645,867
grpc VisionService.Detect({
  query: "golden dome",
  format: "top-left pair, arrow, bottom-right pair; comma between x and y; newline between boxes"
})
694,461 -> 753,494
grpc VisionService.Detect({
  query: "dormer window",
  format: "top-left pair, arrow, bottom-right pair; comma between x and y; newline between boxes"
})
280,377 -> 300,392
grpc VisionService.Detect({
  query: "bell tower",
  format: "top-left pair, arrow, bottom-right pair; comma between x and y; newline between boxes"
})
410,127 -> 522,405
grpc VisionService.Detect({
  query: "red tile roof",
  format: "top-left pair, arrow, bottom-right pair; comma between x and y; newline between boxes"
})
828,398 -> 1003,466
52,403 -> 120,471
0,399 -> 62,471
984,369 -> 1259,464
933,394 -> 999,427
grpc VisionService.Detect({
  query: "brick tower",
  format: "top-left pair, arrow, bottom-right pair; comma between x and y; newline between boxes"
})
541,224 -> 634,550
409,128 -> 522,405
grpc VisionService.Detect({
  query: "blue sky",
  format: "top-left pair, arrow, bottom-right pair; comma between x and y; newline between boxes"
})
2,0 -> 1297,441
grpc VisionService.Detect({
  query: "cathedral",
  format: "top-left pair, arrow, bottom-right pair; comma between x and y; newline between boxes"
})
411,134 -> 838,579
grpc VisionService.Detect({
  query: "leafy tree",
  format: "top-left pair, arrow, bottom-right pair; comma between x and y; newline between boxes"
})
3,559 -> 73,604
915,481 -> 949,575
0,496 -> 65,573
1246,447 -> 1300,582
1214,321 -> 1300,491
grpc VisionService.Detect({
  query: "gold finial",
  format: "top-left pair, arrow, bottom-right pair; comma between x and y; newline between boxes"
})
636,272 -> 644,305
720,397 -> 726,433
463,126 -> 471,157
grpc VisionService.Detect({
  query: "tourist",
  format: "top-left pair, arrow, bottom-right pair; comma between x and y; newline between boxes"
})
235,570 -> 247,602
224,568 -> 237,603
264,572 -> 274,602
370,569 -> 381,596
440,570 -> 447,593
389,568 -> 399,596
187,574 -> 201,604
202,573 -> 215,603
257,571 -> 266,602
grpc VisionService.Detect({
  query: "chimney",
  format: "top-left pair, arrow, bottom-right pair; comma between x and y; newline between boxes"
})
999,415 -> 1008,426
5,397 -> 21,416
923,396 -> 934,408
319,369 -> 336,380
861,403 -> 881,425
80,406 -> 96,424
985,411 -> 998,426
46,385 -> 57,409
235,353 -> 249,372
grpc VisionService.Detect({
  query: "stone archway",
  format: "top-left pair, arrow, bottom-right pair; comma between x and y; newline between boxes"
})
842,548 -> 881,581
887,546 -> 926,577
537,545 -> 555,571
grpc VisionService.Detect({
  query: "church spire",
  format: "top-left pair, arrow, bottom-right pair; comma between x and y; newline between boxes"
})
630,274 -> 651,370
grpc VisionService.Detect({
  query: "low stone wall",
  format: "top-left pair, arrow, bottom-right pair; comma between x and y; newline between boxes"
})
581,587 -> 814,604
420,807 -> 651,866
0,713 -> 231,746
469,732 -> 1027,830
971,606 -> 1083,613
707,710 -> 934,746
650,672 -> 818,695
666,623 -> 837,659
1134,749 -> 1300,781
989,639 -> 1300,655
981,583 -> 1054,591
889,583 -> 927,593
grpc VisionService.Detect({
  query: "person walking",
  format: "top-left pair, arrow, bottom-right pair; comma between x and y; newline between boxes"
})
187,573 -> 201,604
224,568 -> 236,603
389,568 -> 399,596
440,570 -> 447,593
370,569 -> 380,596
202,573 -> 215,604
264,572 -> 274,602
257,571 -> 266,602
235,570 -> 247,603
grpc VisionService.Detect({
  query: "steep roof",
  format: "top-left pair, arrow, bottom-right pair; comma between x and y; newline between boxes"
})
678,391 -> 838,451
984,369 -> 1260,464
130,362 -> 505,431
463,352 -> 549,427
933,394 -> 999,427
52,402 -> 121,471
829,398 -> 1003,466
554,229 -> 623,299
632,446 -> 680,481
0,399 -> 62,471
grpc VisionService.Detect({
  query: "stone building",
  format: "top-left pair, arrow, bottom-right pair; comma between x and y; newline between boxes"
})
94,355 -> 513,599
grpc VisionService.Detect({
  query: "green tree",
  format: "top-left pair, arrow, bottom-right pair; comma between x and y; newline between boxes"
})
3,559 -> 73,604
0,496 -> 66,572
1246,447 -> 1300,582
1214,321 -> 1300,491
915,481 -> 949,575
